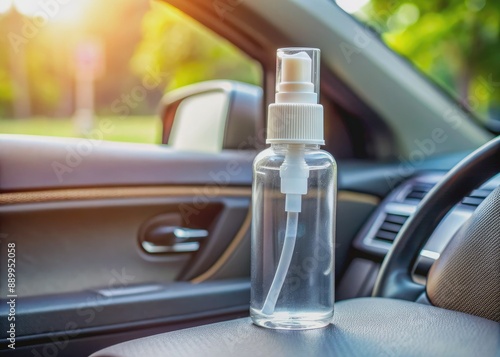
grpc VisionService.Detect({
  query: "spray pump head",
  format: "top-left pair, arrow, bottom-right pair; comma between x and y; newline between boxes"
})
276,49 -> 319,104
267,48 -> 324,146
265,48 -> 324,212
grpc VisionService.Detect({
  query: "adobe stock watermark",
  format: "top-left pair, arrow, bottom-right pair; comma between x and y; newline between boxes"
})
284,236 -> 334,294
8,0 -> 74,54
176,108 -> 295,224
339,2 -> 398,64
339,27 -> 376,65
339,0 -> 410,64
51,66 -> 167,183
458,74 -> 500,115
384,73 -> 500,188
178,127 -> 267,224
30,267 -> 135,357
385,128 -> 448,189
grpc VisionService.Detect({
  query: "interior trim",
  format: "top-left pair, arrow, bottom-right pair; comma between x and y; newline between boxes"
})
191,190 -> 380,283
338,191 -> 380,206
0,186 -> 378,284
191,208 -> 252,283
0,186 -> 252,205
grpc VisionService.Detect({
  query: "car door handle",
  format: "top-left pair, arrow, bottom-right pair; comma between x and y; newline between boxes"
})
141,226 -> 209,254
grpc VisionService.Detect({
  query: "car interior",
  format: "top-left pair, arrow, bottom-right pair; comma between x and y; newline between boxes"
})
0,0 -> 499,356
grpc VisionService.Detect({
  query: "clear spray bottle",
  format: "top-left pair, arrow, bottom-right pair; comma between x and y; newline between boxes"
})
251,48 -> 336,330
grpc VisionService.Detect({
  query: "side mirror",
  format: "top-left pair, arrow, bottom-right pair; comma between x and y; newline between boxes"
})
159,80 -> 263,152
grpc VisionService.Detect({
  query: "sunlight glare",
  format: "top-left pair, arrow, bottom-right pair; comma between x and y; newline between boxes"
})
336,0 -> 371,14
0,0 -> 13,14
13,0 -> 38,17
13,0 -> 88,24
52,0 -> 88,24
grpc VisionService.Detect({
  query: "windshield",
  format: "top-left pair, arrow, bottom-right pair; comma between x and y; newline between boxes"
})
336,0 -> 500,131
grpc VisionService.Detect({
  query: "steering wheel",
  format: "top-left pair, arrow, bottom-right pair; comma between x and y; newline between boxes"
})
373,136 -> 500,321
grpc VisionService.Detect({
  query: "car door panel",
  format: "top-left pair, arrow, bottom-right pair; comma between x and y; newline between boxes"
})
0,195 -> 250,297
8,279 -> 250,357
0,134 -> 387,354
0,135 -> 254,191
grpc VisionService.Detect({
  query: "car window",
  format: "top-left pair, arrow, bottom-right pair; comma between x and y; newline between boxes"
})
336,0 -> 500,130
0,0 -> 262,143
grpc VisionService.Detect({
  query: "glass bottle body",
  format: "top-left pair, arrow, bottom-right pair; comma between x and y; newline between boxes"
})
251,144 -> 336,329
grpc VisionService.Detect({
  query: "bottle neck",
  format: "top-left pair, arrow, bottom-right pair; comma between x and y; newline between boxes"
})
270,143 -> 320,152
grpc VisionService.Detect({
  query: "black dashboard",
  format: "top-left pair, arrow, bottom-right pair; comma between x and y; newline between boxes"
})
337,170 -> 500,300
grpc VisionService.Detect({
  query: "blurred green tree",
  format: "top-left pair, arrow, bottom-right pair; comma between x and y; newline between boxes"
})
130,1 -> 261,92
360,0 -> 500,121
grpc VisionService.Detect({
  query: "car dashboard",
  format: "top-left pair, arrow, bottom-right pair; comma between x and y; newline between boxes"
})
337,171 -> 500,300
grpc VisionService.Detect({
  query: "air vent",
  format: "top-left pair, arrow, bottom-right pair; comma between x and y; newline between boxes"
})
461,188 -> 494,208
404,183 -> 435,202
373,213 -> 409,243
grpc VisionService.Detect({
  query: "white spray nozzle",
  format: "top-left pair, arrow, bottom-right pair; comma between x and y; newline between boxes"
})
276,48 -> 320,104
281,52 -> 311,82
267,48 -> 323,145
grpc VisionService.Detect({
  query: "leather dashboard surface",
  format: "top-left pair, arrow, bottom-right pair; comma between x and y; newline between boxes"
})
90,297 -> 500,357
